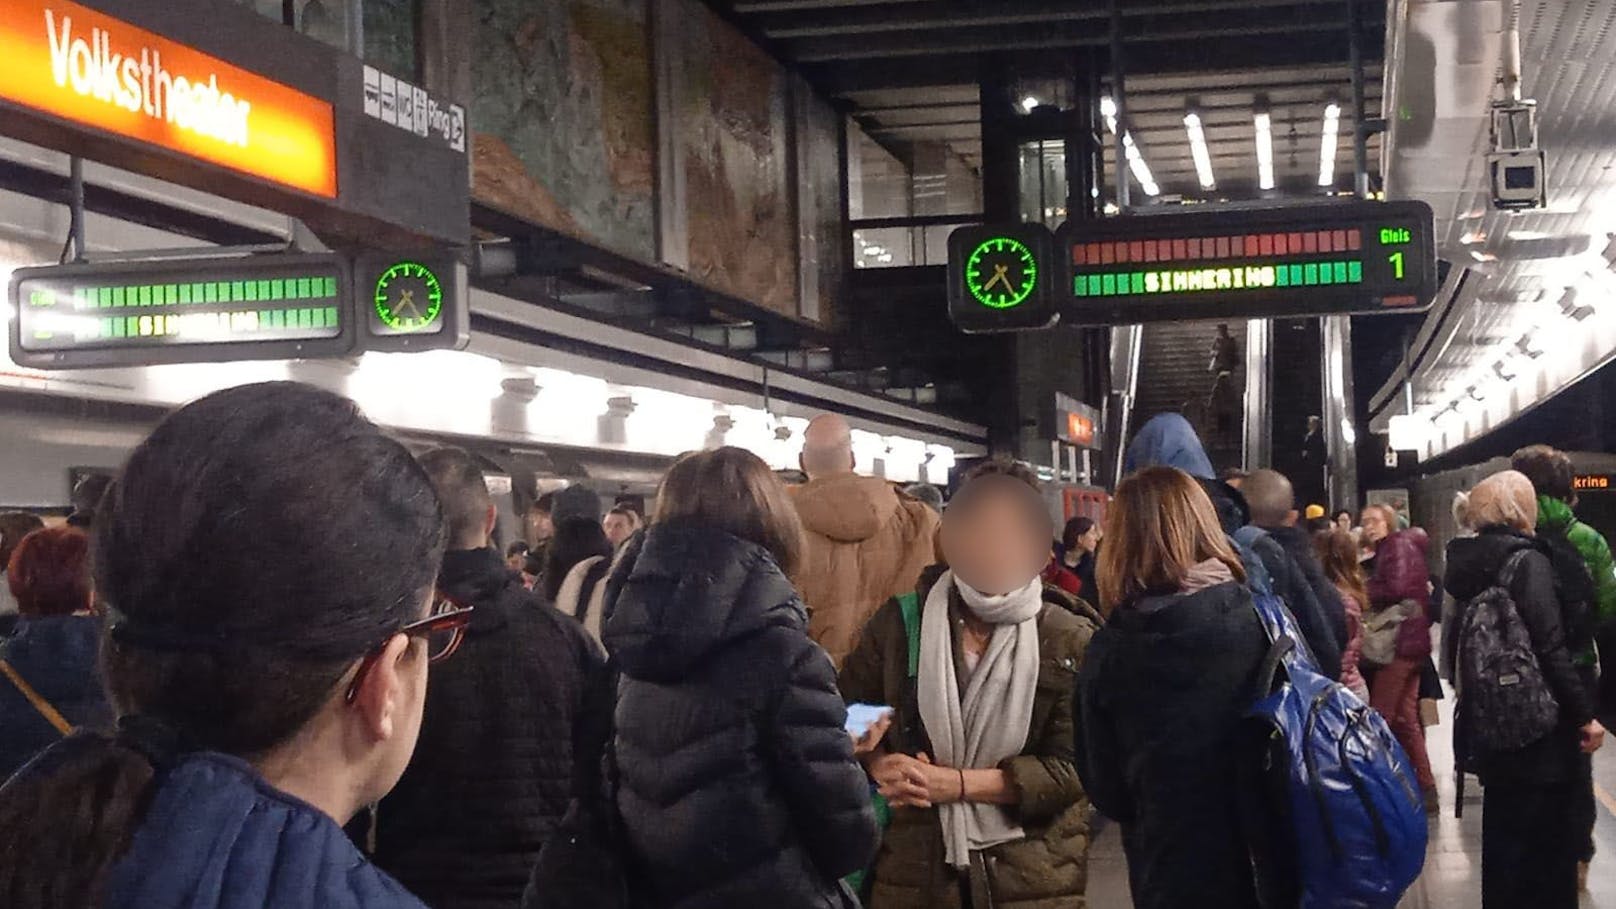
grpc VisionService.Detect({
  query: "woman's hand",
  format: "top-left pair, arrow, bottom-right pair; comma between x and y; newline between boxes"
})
866,752 -> 933,808
1581,719 -> 1606,754
849,714 -> 893,756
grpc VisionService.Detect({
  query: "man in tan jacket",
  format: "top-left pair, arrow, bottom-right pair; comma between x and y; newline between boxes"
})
789,414 -> 941,667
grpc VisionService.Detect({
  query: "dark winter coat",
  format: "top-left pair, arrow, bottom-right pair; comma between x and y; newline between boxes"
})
604,523 -> 878,909
1121,413 -> 1342,678
0,615 -> 112,780
103,751 -> 427,909
1074,580 -> 1270,909
1367,529 -> 1433,659
837,572 -> 1101,909
1260,522 -> 1349,650
370,547 -> 603,909
1444,527 -> 1597,785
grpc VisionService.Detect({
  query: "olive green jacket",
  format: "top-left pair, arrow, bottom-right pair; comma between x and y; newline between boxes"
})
838,576 -> 1101,909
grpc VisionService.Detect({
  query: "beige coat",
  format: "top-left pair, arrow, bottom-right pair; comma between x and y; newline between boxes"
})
790,473 -> 940,667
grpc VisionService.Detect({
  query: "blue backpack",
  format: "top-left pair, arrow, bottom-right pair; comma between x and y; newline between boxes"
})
1234,526 -> 1428,909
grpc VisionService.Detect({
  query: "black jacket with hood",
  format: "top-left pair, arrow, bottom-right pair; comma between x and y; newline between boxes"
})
1123,414 -> 1344,678
1444,526 -> 1597,784
603,522 -> 878,909
370,547 -> 603,909
1074,579 -> 1270,909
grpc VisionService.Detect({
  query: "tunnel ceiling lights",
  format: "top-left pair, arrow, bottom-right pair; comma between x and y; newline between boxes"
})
1184,110 -> 1216,191
1101,96 -> 1159,197
1318,102 -> 1341,189
1254,108 -> 1276,192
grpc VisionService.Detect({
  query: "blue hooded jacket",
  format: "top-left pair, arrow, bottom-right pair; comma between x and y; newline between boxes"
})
1123,413 -> 1216,480
104,752 -> 427,909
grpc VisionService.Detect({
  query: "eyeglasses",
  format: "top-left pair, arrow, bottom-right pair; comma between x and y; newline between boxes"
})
344,592 -> 474,704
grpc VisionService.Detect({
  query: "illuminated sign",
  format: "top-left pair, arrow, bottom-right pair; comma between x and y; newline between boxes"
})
1061,200 -> 1436,325
1574,474 -> 1613,492
947,224 -> 1057,333
371,261 -> 445,335
9,254 -> 353,368
1054,392 -> 1101,449
0,0 -> 337,197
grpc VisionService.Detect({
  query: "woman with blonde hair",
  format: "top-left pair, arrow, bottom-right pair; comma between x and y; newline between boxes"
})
1074,466 -> 1270,909
1445,469 -> 1604,908
603,447 -> 879,908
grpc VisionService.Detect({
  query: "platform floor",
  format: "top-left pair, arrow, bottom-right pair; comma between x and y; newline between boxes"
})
1085,694 -> 1616,908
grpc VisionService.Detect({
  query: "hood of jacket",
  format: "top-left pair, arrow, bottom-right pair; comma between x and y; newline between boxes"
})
104,751 -> 424,909
1537,495 -> 1577,534
1105,581 -> 1259,686
438,546 -> 521,633
1124,413 -> 1215,480
603,521 -> 807,683
790,473 -> 904,543
2,614 -> 103,703
1444,527 -> 1535,603
1199,478 -> 1251,536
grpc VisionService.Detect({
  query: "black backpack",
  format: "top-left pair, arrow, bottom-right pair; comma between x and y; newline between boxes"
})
1454,549 -> 1560,761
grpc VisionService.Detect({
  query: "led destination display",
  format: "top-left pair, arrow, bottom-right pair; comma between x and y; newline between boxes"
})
9,253 -> 354,368
1060,200 -> 1436,324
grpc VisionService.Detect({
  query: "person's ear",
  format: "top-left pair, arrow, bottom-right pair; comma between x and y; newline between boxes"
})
351,633 -> 414,742
846,451 -> 856,472
483,504 -> 498,542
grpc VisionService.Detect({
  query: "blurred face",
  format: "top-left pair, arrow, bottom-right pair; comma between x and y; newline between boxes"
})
942,492 -> 1049,596
1360,508 -> 1390,544
603,512 -> 636,548
1335,512 -> 1352,532
525,510 -> 553,546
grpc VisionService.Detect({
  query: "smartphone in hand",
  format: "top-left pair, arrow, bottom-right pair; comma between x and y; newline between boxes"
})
844,703 -> 894,739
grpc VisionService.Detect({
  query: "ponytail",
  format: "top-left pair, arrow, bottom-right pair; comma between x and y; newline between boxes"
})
0,733 -> 156,908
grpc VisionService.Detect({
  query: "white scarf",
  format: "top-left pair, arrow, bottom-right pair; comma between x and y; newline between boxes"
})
917,570 -> 1043,869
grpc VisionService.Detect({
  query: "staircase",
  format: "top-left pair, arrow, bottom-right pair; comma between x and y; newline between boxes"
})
1129,319 -> 1246,474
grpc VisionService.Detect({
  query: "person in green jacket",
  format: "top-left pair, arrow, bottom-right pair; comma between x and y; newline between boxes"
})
1510,444 -> 1615,891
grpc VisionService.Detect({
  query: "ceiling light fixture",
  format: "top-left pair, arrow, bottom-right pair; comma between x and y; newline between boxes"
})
1184,110 -> 1216,190
1100,96 -> 1118,134
1022,96 -> 1040,113
1123,132 -> 1160,197
1318,102 -> 1341,188
1254,109 -> 1276,191
1507,229 -> 1551,241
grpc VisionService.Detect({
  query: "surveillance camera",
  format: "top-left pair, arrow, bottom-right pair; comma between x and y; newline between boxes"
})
1489,149 -> 1545,211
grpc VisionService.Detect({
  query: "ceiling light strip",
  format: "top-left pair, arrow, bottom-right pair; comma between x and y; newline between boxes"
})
1318,102 -> 1341,188
1184,111 -> 1216,190
1254,110 -> 1275,191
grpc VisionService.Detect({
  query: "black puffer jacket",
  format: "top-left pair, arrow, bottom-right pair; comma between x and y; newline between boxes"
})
1444,527 -> 1596,785
1201,479 -> 1343,679
604,522 -> 877,909
371,547 -> 604,909
1074,580 -> 1270,909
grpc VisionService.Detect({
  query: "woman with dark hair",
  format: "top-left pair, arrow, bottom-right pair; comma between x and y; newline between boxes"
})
0,527 -> 111,779
1074,466 -> 1269,909
839,461 -> 1099,908
0,382 -> 457,909
543,517 -> 613,604
605,447 -> 879,908
1057,516 -> 1101,600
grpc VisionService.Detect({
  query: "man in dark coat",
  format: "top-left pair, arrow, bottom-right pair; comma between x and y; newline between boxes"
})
368,448 -> 603,909
1124,414 -> 1344,679
1242,468 -> 1349,650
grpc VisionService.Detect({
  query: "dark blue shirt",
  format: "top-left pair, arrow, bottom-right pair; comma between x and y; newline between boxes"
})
105,752 -> 428,909
0,614 -> 110,780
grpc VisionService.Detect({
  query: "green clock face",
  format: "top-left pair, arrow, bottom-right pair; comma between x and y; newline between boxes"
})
965,236 -> 1039,309
373,261 -> 444,333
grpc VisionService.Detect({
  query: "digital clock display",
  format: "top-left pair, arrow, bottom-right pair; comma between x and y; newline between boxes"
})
9,254 -> 354,368
1061,200 -> 1436,325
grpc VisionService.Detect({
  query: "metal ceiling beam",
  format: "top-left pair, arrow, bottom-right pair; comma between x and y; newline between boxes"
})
789,19 -> 1353,63
753,0 -> 1352,39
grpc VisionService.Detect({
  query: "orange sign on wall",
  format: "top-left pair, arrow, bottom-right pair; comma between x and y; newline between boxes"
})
0,0 -> 337,198
1066,412 -> 1096,448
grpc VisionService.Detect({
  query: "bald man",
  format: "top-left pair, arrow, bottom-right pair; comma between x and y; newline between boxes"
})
790,414 -> 941,667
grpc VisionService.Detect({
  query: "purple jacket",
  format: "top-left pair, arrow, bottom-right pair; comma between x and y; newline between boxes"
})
1367,529 -> 1432,659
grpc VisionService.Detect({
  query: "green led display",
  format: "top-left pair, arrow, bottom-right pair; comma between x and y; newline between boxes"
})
963,237 -> 1039,309
1072,260 -> 1366,298
371,261 -> 446,334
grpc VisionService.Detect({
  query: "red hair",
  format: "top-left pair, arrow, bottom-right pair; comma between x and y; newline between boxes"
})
7,527 -> 91,618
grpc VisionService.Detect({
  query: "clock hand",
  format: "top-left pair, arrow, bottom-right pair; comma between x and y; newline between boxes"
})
393,289 -> 422,319
982,263 -> 1012,293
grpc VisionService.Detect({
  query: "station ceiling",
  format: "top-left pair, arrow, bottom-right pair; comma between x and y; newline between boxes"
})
712,0 -> 1388,201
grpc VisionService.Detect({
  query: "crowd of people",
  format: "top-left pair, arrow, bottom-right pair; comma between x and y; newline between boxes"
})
0,384 -> 1609,909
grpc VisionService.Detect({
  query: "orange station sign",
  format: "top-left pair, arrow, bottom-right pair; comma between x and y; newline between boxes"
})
0,0 -> 337,198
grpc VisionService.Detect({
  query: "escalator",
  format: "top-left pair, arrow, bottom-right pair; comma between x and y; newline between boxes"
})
1127,319 -> 1247,474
